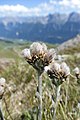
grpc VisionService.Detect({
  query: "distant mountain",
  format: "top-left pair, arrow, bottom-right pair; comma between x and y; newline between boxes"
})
0,12 -> 80,43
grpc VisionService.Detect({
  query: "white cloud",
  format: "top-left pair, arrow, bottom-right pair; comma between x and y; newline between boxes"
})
60,0 -> 80,7
49,0 -> 80,13
59,0 -> 70,6
0,0 -> 80,17
0,3 -> 55,17
71,0 -> 80,6
0,4 -> 41,17
38,2 -> 55,15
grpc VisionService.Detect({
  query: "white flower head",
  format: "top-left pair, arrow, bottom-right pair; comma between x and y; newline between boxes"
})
21,48 -> 31,59
64,66 -> 70,76
51,62 -> 61,72
60,62 -> 67,69
73,67 -> 79,74
42,43 -> 47,53
0,77 -> 6,96
61,62 -> 70,76
30,42 -> 43,56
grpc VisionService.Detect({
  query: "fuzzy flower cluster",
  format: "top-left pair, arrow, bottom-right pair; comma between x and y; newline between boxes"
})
73,67 -> 80,79
22,42 -> 56,74
45,62 -> 70,86
0,77 -> 6,99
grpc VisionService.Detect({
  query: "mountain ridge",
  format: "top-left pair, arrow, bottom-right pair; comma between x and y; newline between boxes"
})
0,12 -> 80,43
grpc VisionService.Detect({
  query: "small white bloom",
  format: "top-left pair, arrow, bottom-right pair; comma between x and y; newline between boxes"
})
30,42 -> 43,56
73,67 -> 79,74
64,66 -> 70,76
42,43 -> 47,52
61,62 -> 70,76
48,48 -> 56,59
45,48 -> 56,62
44,66 -> 50,72
19,102 -> 21,106
0,78 -> 6,86
60,62 -> 67,69
21,48 -> 31,59
51,62 -> 61,72
0,78 -> 6,96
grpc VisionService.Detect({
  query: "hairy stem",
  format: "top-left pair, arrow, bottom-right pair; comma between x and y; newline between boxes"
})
38,72 -> 42,120
65,77 -> 69,112
53,85 -> 61,120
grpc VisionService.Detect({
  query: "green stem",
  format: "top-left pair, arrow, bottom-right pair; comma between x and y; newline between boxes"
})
38,72 -> 42,120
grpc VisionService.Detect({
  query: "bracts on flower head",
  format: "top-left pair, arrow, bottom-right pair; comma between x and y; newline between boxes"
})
44,62 -> 70,86
30,42 -> 47,57
21,48 -> 31,60
44,48 -> 56,64
0,77 -> 6,99
60,62 -> 70,79
21,42 -> 56,74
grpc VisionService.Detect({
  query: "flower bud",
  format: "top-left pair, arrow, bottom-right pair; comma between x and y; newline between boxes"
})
44,48 -> 56,63
48,48 -> 56,59
61,62 -> 70,77
0,78 -> 6,87
30,42 -> 43,56
0,77 -> 6,98
64,66 -> 70,76
44,66 -> 50,72
51,62 -> 61,72
42,43 -> 47,53
73,67 -> 79,75
21,48 -> 31,59
60,62 -> 67,69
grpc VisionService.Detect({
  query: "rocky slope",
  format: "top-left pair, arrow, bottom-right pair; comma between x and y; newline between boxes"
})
57,35 -> 80,52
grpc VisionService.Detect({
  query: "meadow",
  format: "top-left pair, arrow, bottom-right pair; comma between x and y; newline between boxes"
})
0,39 -> 80,120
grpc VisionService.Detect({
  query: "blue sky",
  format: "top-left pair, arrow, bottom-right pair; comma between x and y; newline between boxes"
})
0,0 -> 53,7
0,0 -> 49,7
0,0 -> 80,17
